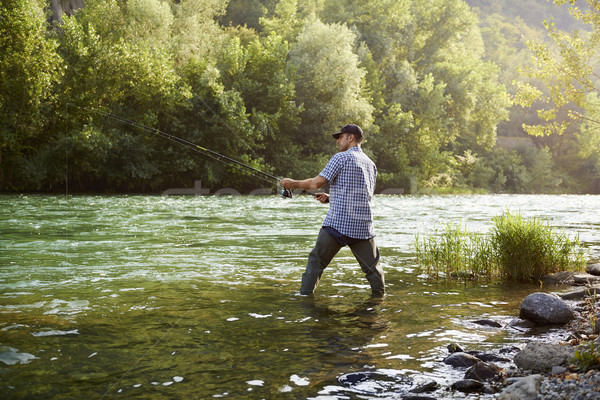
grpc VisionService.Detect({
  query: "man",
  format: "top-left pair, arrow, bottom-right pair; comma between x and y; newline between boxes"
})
280,124 -> 385,295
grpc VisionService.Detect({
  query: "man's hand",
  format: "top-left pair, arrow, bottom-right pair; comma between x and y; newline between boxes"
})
313,193 -> 329,204
280,178 -> 296,189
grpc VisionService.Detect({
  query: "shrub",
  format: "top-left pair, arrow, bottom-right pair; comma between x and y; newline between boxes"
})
415,211 -> 587,282
492,211 -> 585,281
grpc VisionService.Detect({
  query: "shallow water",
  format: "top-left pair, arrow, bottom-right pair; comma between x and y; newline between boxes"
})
1,194 -> 599,399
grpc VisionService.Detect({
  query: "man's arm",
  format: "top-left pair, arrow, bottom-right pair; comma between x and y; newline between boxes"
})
280,175 -> 328,191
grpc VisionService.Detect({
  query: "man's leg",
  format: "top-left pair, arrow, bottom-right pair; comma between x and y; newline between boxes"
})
349,238 -> 385,294
300,228 -> 342,295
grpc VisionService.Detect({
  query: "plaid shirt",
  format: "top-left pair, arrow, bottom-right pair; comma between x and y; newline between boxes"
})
319,146 -> 377,239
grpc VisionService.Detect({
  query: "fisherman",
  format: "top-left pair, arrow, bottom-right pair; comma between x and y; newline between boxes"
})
280,124 -> 385,295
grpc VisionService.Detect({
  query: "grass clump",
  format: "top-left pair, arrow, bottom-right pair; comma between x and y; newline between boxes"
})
416,210 -> 587,282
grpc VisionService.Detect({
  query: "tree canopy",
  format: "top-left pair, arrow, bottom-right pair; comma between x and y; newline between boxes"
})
0,0 -> 598,194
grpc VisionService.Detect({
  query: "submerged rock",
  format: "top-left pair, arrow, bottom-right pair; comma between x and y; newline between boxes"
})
473,319 -> 503,328
513,342 -> 576,373
409,380 -> 438,393
520,292 -> 574,325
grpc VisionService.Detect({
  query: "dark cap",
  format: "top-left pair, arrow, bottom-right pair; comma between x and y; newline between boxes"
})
332,124 -> 364,139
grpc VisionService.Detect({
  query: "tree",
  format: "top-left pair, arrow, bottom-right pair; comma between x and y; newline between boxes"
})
288,17 -> 374,161
515,0 -> 600,137
0,0 -> 62,189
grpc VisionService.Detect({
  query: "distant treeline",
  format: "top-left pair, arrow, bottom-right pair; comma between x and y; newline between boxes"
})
1,0 -> 598,194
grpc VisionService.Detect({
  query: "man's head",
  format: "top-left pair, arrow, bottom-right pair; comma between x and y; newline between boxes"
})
333,124 -> 363,152
332,124 -> 364,142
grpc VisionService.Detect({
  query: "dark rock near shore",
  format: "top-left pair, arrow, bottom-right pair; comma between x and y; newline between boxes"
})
586,263 -> 600,276
540,271 -> 576,285
451,379 -> 485,393
409,380 -> 438,393
513,342 -> 576,373
446,343 -> 464,353
443,352 -> 480,368
520,292 -> 574,325
560,286 -> 600,300
464,361 -> 503,382
468,351 -> 510,363
573,273 -> 600,285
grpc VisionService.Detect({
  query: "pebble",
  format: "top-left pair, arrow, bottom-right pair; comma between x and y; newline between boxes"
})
538,370 -> 600,399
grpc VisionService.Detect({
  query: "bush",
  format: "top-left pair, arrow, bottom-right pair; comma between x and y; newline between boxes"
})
416,211 -> 587,282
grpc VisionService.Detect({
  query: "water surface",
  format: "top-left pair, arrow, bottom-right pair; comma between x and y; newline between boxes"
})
1,194 -> 599,399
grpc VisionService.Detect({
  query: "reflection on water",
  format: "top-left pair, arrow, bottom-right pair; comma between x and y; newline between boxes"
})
0,194 -> 599,399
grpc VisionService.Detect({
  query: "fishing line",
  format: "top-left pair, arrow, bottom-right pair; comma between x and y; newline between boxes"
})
66,103 -> 292,197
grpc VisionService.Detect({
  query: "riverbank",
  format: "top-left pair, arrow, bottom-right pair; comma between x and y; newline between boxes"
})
440,267 -> 600,399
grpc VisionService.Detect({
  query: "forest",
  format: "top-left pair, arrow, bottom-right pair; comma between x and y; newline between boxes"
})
1,0 -> 599,194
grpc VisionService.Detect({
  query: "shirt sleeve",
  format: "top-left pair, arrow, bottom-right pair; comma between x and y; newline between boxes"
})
319,153 -> 344,183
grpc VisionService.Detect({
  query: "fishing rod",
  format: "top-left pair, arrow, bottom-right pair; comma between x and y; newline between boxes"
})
67,104 -> 292,198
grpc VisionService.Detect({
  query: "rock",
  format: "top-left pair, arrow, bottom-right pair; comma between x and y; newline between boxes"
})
447,343 -> 464,353
469,351 -> 510,363
451,379 -> 484,393
551,366 -> 568,375
409,380 -> 438,393
497,374 -> 543,400
473,319 -> 502,328
586,263 -> 600,276
573,274 -> 600,284
540,271 -> 576,285
443,352 -> 480,368
513,342 -> 576,373
560,286 -> 600,300
464,361 -> 503,382
506,318 -> 537,331
402,396 -> 436,400
520,292 -> 574,325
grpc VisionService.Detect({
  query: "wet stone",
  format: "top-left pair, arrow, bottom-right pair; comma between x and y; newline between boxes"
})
447,343 -> 464,353
451,379 -> 485,393
409,379 -> 438,393
585,263 -> 600,276
520,292 -> 574,325
468,351 -> 510,363
443,352 -> 480,368
473,319 -> 503,328
464,361 -> 503,382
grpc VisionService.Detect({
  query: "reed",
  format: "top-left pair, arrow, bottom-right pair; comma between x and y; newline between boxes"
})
415,211 -> 587,282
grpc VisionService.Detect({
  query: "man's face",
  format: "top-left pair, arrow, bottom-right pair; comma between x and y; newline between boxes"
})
336,133 -> 353,151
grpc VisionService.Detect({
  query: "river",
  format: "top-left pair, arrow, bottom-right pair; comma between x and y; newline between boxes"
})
1,194 -> 599,399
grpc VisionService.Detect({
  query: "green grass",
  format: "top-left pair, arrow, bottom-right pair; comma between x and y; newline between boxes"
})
415,211 -> 587,282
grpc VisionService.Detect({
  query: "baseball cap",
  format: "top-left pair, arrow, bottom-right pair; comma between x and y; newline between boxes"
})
332,124 -> 364,139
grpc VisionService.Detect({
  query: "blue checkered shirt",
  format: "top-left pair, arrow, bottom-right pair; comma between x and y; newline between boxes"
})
319,146 -> 377,239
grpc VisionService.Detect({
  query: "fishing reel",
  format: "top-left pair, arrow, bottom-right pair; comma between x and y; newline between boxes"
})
281,187 -> 293,199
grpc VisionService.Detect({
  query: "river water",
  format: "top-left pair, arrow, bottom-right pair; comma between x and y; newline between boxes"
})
1,194 -> 599,399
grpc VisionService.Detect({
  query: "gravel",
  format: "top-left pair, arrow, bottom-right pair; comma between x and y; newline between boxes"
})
538,370 -> 600,399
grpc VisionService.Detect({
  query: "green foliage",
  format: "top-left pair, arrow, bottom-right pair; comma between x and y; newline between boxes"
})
0,0 -> 62,188
572,341 -> 600,372
416,211 -> 587,282
288,16 -> 374,154
1,0 -> 597,193
515,0 -> 600,137
492,210 -> 586,281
